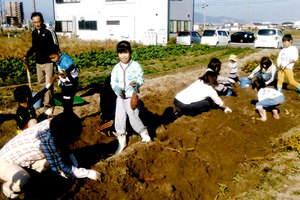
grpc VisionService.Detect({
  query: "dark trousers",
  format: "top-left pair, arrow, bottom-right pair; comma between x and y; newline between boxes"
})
173,98 -> 212,116
61,84 -> 77,115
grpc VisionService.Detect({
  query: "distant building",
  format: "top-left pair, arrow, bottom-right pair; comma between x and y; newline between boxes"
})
293,21 -> 300,30
53,0 -> 194,45
281,22 -> 294,29
5,1 -> 24,26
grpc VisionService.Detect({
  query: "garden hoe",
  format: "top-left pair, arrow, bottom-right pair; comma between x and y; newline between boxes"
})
23,58 -> 32,91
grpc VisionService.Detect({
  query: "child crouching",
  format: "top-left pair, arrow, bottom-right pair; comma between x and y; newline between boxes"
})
252,79 -> 285,121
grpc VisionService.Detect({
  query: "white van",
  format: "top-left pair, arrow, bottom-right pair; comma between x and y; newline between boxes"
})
201,29 -> 231,46
254,28 -> 283,49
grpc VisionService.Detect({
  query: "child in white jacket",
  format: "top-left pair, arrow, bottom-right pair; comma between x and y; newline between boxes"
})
110,41 -> 150,154
277,34 -> 300,95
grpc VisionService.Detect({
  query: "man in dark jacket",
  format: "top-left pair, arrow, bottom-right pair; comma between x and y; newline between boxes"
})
24,12 -> 59,116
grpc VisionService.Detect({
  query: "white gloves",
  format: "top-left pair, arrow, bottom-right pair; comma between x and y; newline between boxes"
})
87,169 -> 101,181
228,78 -> 235,84
224,107 -> 232,114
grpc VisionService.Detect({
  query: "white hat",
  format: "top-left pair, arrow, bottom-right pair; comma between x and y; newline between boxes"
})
229,54 -> 237,62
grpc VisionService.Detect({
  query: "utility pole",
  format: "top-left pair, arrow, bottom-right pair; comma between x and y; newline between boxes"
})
202,0 -> 208,30
32,0 -> 36,13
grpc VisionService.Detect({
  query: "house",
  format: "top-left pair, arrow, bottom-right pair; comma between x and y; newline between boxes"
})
53,0 -> 194,45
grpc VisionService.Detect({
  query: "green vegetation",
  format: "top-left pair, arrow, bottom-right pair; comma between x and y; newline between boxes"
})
0,44 -> 254,88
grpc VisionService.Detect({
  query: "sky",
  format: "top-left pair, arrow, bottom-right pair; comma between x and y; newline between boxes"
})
195,0 -> 300,23
2,0 -> 300,24
2,0 -> 54,23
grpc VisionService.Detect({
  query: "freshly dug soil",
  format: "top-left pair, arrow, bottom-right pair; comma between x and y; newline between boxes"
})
0,49 -> 299,200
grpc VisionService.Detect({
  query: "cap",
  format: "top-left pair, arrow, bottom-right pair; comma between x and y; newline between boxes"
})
228,54 -> 237,62
117,40 -> 131,53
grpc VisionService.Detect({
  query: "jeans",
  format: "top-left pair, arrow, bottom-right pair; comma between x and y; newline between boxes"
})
256,95 -> 285,109
255,72 -> 271,82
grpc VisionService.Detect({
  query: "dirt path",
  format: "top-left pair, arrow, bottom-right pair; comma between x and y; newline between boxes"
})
0,49 -> 300,200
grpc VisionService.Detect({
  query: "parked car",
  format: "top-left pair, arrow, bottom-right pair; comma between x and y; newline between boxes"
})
200,29 -> 231,46
176,31 -> 202,45
231,31 -> 255,43
254,28 -> 283,49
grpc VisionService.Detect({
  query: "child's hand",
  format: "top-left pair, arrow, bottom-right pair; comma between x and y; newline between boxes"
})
129,81 -> 136,86
59,71 -> 67,78
87,169 -> 101,181
224,107 -> 232,114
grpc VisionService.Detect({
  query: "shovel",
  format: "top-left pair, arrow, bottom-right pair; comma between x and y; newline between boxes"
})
23,58 -> 32,91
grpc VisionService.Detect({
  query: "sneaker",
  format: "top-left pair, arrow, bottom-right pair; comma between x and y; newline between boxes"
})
140,129 -> 151,142
115,134 -> 127,154
44,107 -> 53,116
2,183 -> 19,199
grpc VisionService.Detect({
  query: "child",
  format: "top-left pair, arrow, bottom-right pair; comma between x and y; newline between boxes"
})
0,113 -> 100,199
228,54 -> 239,83
248,56 -> 277,86
110,40 -> 150,154
14,77 -> 56,131
49,46 -> 79,114
277,34 -> 300,95
206,58 -> 236,96
174,71 -> 232,116
251,79 -> 285,121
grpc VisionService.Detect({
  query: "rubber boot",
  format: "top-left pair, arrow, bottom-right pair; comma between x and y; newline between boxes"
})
277,87 -> 282,93
115,134 -> 126,154
140,129 -> 151,142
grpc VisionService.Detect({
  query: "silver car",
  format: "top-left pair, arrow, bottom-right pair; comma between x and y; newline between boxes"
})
176,31 -> 202,46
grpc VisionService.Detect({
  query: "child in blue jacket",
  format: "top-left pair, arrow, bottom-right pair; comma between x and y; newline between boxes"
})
49,46 -> 79,115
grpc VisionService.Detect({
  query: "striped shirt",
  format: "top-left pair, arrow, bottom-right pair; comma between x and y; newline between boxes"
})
0,119 -> 90,179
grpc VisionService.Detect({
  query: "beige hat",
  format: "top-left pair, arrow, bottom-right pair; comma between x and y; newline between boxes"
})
229,54 -> 237,62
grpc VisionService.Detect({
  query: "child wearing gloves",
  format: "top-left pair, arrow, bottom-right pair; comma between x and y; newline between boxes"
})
174,71 -> 232,116
0,113 -> 100,199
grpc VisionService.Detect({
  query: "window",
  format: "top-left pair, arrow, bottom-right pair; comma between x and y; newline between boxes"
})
55,21 -> 73,32
170,21 -> 175,33
56,0 -> 80,3
184,21 -> 188,31
177,21 -> 181,32
106,20 -> 120,25
78,21 -> 97,30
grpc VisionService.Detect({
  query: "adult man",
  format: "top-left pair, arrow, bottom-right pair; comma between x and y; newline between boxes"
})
24,12 -> 59,115
0,113 -> 100,199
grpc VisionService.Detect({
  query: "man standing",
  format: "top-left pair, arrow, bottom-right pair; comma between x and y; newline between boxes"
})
24,12 -> 59,115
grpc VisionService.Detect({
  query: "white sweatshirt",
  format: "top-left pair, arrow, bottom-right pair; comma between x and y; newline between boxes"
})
277,46 -> 299,69
257,88 -> 284,101
175,80 -> 224,106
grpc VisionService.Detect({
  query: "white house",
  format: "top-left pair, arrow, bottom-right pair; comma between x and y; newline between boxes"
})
53,0 -> 194,45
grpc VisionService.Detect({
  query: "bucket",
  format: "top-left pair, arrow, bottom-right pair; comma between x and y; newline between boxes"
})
240,77 -> 252,88
32,93 -> 43,108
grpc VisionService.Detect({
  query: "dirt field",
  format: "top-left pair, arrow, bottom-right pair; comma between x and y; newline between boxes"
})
0,49 -> 300,200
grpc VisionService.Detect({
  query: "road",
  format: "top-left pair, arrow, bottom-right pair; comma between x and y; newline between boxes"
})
231,39 -> 300,48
